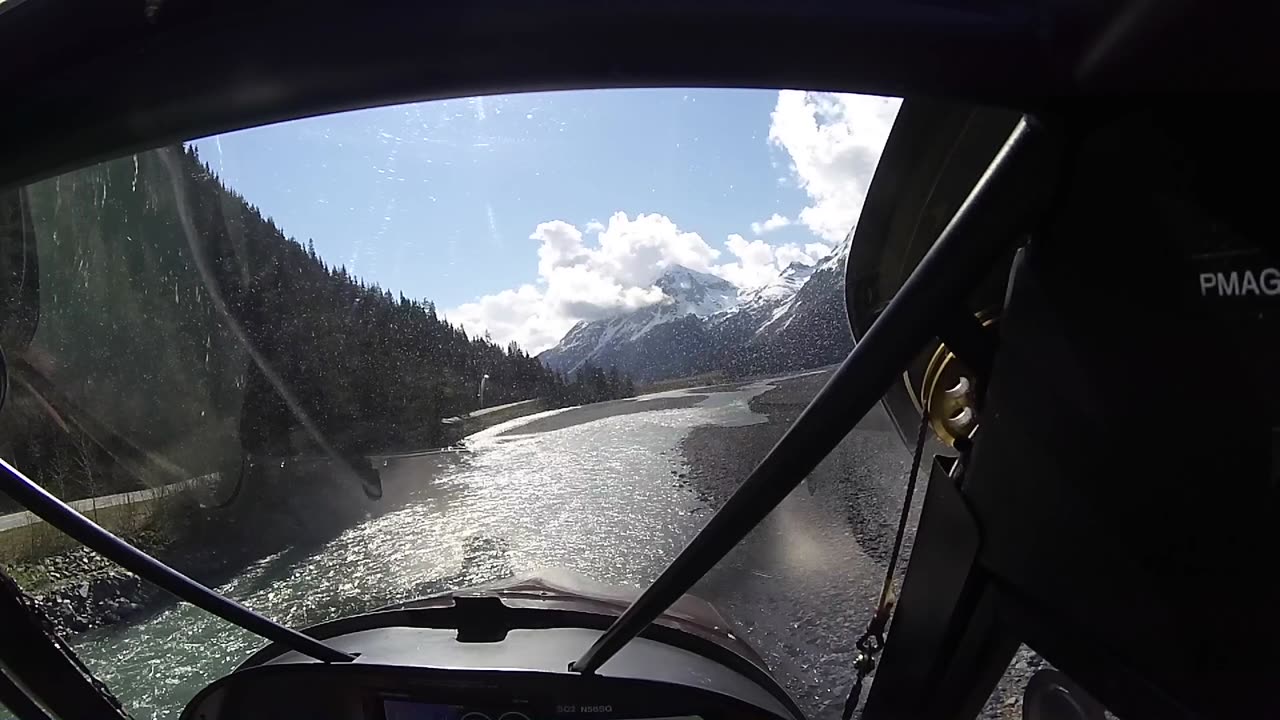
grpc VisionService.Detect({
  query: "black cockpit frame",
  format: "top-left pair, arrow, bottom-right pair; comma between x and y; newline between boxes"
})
0,1 -> 1277,719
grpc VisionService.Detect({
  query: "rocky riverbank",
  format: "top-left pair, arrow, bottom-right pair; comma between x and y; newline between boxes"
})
3,532 -> 165,634
677,370 -> 1049,720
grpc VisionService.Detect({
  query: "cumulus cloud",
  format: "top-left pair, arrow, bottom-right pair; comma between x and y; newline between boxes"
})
714,235 -> 832,289
451,91 -> 899,354
769,91 -> 901,242
715,234 -> 778,288
750,213 -> 792,235
777,242 -> 831,268
447,284 -> 561,352
449,212 -> 720,353
805,242 -> 831,257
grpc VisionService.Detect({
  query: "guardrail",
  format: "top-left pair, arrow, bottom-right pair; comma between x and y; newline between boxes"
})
0,472 -> 221,563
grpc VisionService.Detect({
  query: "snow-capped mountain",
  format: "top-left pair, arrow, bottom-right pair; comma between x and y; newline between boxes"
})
539,239 -> 854,383
753,236 -> 849,336
739,245 -> 852,369
537,266 -> 738,380
654,266 -> 740,317
739,261 -> 816,311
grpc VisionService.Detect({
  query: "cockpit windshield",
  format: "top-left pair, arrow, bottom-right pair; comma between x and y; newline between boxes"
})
0,88 -> 916,719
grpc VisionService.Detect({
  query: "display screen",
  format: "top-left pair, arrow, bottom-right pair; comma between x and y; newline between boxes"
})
383,701 -> 465,720
383,701 -> 701,720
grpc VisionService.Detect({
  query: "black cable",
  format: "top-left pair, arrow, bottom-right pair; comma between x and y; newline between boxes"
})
880,410 -> 931,612
0,342 -> 9,416
842,410 -> 931,720
204,453 -> 248,510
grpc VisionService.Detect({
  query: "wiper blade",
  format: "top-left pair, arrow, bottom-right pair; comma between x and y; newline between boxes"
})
0,456 -> 355,664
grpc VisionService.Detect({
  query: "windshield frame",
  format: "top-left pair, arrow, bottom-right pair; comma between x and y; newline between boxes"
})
0,0 -> 1064,193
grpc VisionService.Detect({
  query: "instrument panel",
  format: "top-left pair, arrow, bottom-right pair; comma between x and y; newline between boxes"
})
176,589 -> 807,720
179,624 -> 799,720
180,663 -> 754,720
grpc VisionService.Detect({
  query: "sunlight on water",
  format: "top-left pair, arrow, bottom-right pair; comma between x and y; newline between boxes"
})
52,375 -> 919,720
70,384 -> 775,720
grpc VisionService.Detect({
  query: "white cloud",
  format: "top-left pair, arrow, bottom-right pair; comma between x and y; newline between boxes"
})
447,284 -> 562,352
769,91 -> 901,242
714,235 -> 832,289
750,213 -> 791,235
715,234 -> 779,288
805,242 -> 832,258
449,212 -> 720,353
584,212 -> 720,286
776,242 -> 831,268
450,91 -> 899,354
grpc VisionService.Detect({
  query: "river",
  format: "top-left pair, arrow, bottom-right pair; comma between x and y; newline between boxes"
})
64,373 -> 919,720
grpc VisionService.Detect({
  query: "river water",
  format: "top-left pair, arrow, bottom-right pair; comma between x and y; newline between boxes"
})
66,378 -> 901,720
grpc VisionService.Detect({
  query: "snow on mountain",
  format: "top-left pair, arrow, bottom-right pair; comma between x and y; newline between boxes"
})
653,266 -> 740,318
742,236 -> 853,371
815,230 -> 853,272
739,261 -> 816,311
538,265 -> 739,379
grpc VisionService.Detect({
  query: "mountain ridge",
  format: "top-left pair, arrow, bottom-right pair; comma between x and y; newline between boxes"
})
538,240 -> 854,382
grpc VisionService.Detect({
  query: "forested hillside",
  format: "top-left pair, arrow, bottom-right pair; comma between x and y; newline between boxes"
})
0,145 -> 630,510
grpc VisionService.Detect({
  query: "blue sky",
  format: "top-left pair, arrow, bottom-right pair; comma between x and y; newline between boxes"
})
194,89 -> 900,352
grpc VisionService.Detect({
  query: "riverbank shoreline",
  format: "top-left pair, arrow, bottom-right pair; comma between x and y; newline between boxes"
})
679,370 -> 912,562
2,449 -> 464,634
